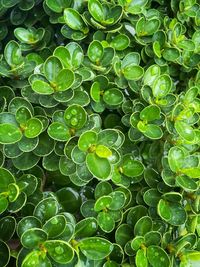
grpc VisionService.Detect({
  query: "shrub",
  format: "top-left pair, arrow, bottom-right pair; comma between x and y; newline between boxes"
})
0,0 -> 200,266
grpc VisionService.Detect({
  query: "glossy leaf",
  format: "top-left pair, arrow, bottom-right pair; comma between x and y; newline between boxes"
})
79,237 -> 113,260
147,246 -> 170,267
21,228 -> 48,249
0,124 -> 22,144
86,153 -> 111,180
44,240 -> 74,264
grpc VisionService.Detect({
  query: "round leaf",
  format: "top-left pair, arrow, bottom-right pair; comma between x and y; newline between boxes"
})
147,246 -> 170,267
88,40 -> 104,63
24,118 -> 43,138
97,211 -> 115,233
121,154 -> 144,177
152,74 -> 172,98
21,228 -> 48,249
64,104 -> 87,129
123,65 -> 144,81
43,215 -> 66,238
44,240 -> 74,264
86,153 -> 111,180
79,237 -> 113,260
0,124 -> 22,144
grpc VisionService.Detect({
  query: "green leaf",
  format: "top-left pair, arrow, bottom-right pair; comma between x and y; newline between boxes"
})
140,105 -> 161,121
121,154 -> 144,177
97,129 -> 123,148
125,0 -> 148,14
168,146 -> 185,172
180,251 -> 200,267
143,189 -> 161,207
64,8 -> 88,33
12,152 -> 39,170
0,124 -> 22,144
8,183 -> 19,202
97,211 -> 115,233
43,215 -> 66,238
64,104 -> 87,129
56,187 -> 81,213
14,27 -> 44,44
136,17 -> 160,36
24,118 -> 43,138
55,69 -> 74,91
44,56 -> 62,83
17,216 -> 42,237
32,80 -> 54,95
86,153 -> 111,180
152,74 -> 172,98
66,42 -> 84,69
4,40 -> 23,67
157,199 -> 187,226
144,231 -> 161,246
0,168 -> 15,192
143,64 -> 160,86
7,192 -> 27,213
44,240 -> 74,264
103,88 -> 124,106
178,40 -> 195,51
0,196 -> 8,214
163,48 -> 180,62
176,175 -> 198,191
175,121 -> 195,142
115,224 -> 133,247
94,181 -> 113,199
53,47 -> 71,69
78,130 -> 98,152
88,0 -> 104,22
90,82 -> 101,102
110,34 -> 130,51
94,195 -> 112,212
123,65 -> 144,81
46,0 -> 71,13
0,216 -> 16,242
109,191 -> 126,210
79,237 -> 113,260
88,41 -> 104,63
75,217 -> 98,238
48,122 -> 71,141
147,246 -> 170,267
0,241 -> 10,267
180,168 -> 200,178
137,122 -> 163,139
136,249 -> 148,267
22,250 -> 52,267
21,228 -> 48,249
33,197 -> 59,223
134,216 -> 152,236
15,107 -> 31,125
96,145 -> 112,158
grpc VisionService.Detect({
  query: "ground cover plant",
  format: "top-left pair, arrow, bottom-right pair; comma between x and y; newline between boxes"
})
0,0 -> 200,266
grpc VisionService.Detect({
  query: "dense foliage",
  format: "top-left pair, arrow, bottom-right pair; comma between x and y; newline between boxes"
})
0,0 -> 200,266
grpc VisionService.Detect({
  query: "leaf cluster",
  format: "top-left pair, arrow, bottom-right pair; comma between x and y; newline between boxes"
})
0,0 -> 200,266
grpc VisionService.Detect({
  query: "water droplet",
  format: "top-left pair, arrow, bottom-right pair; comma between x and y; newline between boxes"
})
71,118 -> 78,126
155,252 -> 159,256
55,246 -> 64,254
66,114 -> 71,120
71,109 -> 77,115
51,217 -> 58,225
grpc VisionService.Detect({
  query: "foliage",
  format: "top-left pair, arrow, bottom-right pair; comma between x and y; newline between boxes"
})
0,0 -> 200,266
